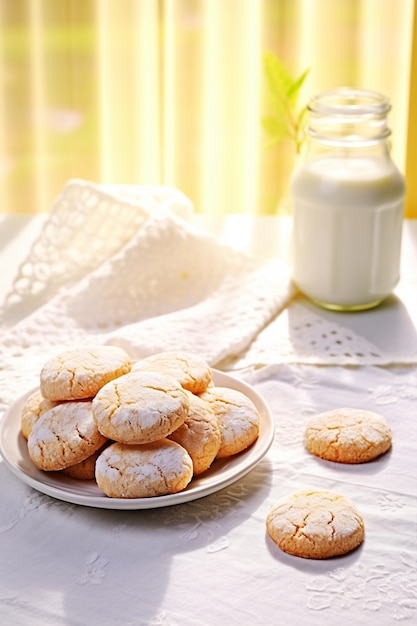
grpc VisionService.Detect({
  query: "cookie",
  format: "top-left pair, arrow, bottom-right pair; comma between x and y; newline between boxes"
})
28,400 -> 108,471
40,345 -> 132,401
304,407 -> 392,463
266,490 -> 365,559
199,386 -> 260,458
168,390 -> 221,475
62,443 -> 110,480
20,389 -> 59,440
133,351 -> 212,394
92,371 -> 190,444
95,440 -> 193,498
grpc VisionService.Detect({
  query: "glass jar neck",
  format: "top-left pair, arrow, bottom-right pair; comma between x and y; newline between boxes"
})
306,87 -> 392,146
303,135 -> 391,160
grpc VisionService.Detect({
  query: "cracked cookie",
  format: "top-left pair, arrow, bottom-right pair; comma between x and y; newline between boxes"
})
199,386 -> 260,458
266,490 -> 365,559
132,351 -> 212,394
40,345 -> 132,401
27,400 -> 108,471
95,439 -> 193,498
21,389 -> 60,440
168,390 -> 221,475
304,407 -> 392,463
92,371 -> 190,444
62,442 -> 111,480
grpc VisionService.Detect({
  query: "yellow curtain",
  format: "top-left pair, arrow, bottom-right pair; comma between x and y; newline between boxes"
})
0,0 -> 415,216
406,0 -> 417,218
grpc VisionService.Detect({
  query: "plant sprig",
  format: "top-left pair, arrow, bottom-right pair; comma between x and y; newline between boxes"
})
262,52 -> 309,155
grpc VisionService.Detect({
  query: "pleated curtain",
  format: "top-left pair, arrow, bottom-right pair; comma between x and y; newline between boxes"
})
0,0 -> 415,216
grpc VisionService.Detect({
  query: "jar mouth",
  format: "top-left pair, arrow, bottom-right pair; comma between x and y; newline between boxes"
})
308,87 -> 391,117
307,87 -> 392,142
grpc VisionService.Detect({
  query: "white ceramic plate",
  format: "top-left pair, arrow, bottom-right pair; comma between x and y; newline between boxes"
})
0,370 -> 274,510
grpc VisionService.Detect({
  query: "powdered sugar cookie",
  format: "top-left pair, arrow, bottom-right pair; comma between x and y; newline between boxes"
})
20,389 -> 60,440
168,390 -> 221,475
92,371 -> 190,444
28,400 -> 108,471
199,386 -> 259,458
40,345 -> 132,401
95,439 -> 193,498
62,443 -> 110,480
304,407 -> 392,463
133,351 -> 212,394
266,490 -> 365,559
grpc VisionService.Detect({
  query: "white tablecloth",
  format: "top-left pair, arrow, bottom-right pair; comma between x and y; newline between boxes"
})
1,363 -> 416,626
1,200 -> 416,626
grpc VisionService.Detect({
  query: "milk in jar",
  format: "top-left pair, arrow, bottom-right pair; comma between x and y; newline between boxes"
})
291,88 -> 405,311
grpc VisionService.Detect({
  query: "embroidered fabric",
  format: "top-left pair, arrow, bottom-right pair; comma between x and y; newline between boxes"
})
1,180 -> 416,415
1,363 -> 416,625
227,300 -> 417,370
0,180 -> 194,325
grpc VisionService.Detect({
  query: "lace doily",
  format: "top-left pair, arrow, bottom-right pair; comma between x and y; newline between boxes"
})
1,180 -> 193,326
1,179 -> 416,416
224,300 -> 417,370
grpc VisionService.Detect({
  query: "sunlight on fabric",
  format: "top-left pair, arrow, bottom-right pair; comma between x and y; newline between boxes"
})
201,0 -> 262,216
221,215 -> 264,255
161,0 -> 179,187
0,0 -> 415,216
29,0 -> 48,215
0,11 -> 6,214
358,0 -> 413,173
96,0 -> 161,184
405,4 -> 417,218
297,0 -> 361,105
164,3 -> 196,205
133,1 -> 161,183
159,1 -> 195,203
95,1 -> 112,183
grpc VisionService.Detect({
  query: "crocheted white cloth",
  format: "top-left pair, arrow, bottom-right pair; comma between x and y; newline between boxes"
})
0,179 -> 416,416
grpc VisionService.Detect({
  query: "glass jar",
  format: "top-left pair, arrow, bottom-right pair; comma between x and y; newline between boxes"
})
290,87 -> 406,311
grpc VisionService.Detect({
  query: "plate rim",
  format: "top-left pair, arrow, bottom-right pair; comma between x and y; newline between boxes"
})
0,369 -> 275,510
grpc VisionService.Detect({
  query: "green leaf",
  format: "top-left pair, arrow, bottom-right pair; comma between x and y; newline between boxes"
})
288,68 -> 310,105
261,115 -> 289,141
263,52 -> 293,102
262,51 -> 309,154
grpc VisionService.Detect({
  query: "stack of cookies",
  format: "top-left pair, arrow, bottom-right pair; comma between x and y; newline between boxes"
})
22,347 -> 260,498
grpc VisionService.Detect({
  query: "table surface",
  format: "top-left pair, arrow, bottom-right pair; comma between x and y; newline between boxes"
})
0,213 -> 416,626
